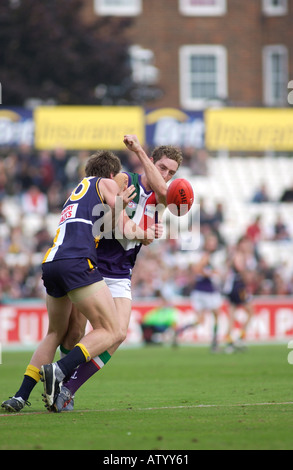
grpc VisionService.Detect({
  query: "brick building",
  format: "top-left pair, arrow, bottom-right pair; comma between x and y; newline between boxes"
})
82,0 -> 293,111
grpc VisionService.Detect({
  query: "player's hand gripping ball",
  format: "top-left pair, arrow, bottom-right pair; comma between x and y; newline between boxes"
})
167,178 -> 194,216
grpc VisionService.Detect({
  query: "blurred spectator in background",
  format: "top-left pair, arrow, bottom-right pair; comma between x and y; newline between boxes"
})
182,147 -> 208,176
4,152 -> 22,195
245,215 -> 262,244
17,144 -> 39,190
199,198 -> 225,246
65,150 -> 89,187
39,150 -> 55,191
8,227 -> 23,254
21,185 -> 48,216
52,147 -> 68,187
273,214 -> 291,241
0,160 -> 7,200
280,181 -> 293,202
199,197 -> 212,230
251,183 -> 271,204
47,181 -> 67,213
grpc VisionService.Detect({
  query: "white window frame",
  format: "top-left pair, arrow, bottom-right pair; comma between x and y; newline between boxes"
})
179,0 -> 227,16
94,0 -> 142,16
262,0 -> 288,16
263,45 -> 288,106
179,45 -> 228,110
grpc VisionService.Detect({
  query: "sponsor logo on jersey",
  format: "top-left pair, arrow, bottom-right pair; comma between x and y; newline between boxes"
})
59,204 -> 78,225
125,201 -> 137,218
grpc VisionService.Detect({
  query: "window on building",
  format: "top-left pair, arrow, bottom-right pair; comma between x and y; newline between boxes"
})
263,45 -> 288,106
179,0 -> 227,16
179,45 -> 227,109
94,0 -> 142,16
262,0 -> 288,16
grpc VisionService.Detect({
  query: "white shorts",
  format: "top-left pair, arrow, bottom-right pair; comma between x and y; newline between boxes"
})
104,277 -> 132,300
191,290 -> 222,312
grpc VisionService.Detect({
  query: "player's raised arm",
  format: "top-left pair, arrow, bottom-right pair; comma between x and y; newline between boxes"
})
123,134 -> 168,202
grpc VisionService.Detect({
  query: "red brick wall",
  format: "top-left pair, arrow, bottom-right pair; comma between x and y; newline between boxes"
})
83,0 -> 293,109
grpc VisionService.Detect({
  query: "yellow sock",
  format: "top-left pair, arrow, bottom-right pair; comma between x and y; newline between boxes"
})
75,343 -> 91,362
225,334 -> 233,344
239,329 -> 246,340
24,364 -> 40,383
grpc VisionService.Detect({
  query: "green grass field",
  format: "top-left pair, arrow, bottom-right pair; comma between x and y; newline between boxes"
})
0,344 -> 292,451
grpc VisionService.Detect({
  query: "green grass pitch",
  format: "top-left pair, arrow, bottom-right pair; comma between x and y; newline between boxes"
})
0,344 -> 292,450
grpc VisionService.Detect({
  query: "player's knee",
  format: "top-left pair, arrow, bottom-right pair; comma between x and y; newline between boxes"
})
47,328 -> 67,347
64,325 -> 86,349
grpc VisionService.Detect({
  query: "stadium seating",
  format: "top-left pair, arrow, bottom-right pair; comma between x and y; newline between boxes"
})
176,157 -> 293,271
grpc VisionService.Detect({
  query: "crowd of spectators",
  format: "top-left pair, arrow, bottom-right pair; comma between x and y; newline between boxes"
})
0,143 -> 292,303
131,211 -> 293,300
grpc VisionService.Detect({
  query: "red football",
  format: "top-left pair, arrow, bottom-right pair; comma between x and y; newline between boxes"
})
166,178 -> 194,216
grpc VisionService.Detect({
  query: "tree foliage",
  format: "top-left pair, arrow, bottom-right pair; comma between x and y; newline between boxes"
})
0,0 -> 135,105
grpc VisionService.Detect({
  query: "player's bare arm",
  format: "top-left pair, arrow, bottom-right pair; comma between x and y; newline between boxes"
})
99,179 -> 136,232
115,210 -> 163,245
123,134 -> 168,203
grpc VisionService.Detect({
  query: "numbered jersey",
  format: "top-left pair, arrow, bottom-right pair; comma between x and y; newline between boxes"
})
97,172 -> 157,279
43,177 -> 105,264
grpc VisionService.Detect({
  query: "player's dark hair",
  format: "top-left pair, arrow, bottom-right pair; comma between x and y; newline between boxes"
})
85,151 -> 121,178
151,145 -> 183,168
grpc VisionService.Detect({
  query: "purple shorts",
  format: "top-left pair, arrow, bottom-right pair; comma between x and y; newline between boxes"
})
42,258 -> 103,298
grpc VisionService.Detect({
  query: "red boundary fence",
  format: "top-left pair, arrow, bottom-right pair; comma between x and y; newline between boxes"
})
1,297 -> 293,348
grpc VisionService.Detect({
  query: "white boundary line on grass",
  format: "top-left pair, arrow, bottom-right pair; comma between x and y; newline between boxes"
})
0,401 -> 293,417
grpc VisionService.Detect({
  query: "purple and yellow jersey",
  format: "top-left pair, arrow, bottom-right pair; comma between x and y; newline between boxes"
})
43,177 -> 105,265
193,252 -> 219,293
97,172 -> 157,279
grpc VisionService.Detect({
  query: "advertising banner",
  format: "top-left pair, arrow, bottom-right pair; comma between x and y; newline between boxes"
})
1,298 -> 293,349
145,108 -> 205,148
34,106 -> 145,150
206,108 -> 293,151
0,108 -> 34,146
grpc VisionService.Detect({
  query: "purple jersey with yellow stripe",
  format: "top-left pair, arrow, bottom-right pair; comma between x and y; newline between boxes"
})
43,177 -> 105,265
97,172 -> 156,279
